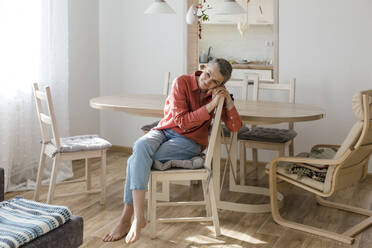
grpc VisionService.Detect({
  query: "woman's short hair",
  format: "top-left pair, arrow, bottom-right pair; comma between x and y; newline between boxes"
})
208,58 -> 232,84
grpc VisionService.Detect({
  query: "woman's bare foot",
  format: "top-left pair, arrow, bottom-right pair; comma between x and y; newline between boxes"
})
102,221 -> 131,242
125,217 -> 147,244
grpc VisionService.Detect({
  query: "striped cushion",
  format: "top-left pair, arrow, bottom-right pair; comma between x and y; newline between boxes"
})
152,156 -> 205,170
53,135 -> 112,153
0,197 -> 72,248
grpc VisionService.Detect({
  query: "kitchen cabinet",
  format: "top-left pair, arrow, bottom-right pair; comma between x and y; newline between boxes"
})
201,0 -> 273,25
247,0 -> 273,25
202,0 -> 248,25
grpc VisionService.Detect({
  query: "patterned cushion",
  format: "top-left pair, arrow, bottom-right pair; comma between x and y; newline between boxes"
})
238,127 -> 297,143
141,121 -> 160,132
56,135 -> 112,153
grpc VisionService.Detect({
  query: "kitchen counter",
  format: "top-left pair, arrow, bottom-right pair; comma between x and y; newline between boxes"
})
199,63 -> 273,71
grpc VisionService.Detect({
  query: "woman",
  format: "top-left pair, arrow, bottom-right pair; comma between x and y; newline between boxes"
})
103,58 -> 242,244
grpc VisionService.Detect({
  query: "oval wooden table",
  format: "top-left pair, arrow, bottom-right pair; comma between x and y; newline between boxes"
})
90,94 -> 326,213
90,94 -> 324,123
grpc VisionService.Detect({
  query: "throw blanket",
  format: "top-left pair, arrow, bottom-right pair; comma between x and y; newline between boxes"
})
0,197 -> 72,248
285,147 -> 338,182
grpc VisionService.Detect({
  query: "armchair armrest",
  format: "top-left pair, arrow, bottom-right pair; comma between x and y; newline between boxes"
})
0,168 -> 4,201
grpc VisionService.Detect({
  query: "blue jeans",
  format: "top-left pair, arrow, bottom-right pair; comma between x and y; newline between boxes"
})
123,129 -> 202,204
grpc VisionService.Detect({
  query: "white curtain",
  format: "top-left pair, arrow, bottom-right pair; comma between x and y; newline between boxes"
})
0,0 -> 73,192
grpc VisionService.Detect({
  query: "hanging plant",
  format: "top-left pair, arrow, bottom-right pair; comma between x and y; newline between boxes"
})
196,1 -> 211,39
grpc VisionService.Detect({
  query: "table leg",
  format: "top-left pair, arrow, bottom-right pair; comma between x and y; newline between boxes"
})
214,128 -> 284,213
229,132 -> 238,191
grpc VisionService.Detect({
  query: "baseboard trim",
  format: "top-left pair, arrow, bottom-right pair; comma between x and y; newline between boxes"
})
109,145 -> 133,154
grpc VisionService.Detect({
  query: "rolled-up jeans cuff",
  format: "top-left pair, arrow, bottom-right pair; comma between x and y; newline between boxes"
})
124,186 -> 147,204
130,185 -> 147,191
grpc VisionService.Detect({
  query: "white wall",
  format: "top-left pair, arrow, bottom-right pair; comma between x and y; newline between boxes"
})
99,0 -> 186,147
68,0 -> 100,136
88,0 -> 372,168
199,24 -> 274,62
278,0 -> 372,169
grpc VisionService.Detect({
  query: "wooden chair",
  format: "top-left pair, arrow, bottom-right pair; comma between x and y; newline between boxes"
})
220,76 -> 251,188
147,98 -> 224,239
268,89 -> 372,244
224,77 -> 249,102
140,72 -> 171,133
239,77 -> 296,184
33,83 -> 111,204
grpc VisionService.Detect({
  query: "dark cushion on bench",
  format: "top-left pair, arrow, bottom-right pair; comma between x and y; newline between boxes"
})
21,215 -> 83,248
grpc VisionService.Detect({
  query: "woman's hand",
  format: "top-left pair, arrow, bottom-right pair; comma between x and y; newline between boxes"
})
206,87 -> 234,113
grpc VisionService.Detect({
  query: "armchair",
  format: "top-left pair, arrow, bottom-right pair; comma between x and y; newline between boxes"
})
268,90 -> 372,244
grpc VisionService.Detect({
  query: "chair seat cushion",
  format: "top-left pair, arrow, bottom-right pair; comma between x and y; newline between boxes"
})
58,135 -> 112,153
0,197 -> 73,248
141,121 -> 160,132
238,127 -> 297,143
152,156 -> 205,171
212,124 -> 249,138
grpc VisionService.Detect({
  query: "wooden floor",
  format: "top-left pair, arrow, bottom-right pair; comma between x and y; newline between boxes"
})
5,150 -> 372,248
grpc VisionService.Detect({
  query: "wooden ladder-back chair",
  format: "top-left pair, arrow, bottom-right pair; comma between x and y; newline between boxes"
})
140,72 -> 171,134
239,77 -> 296,184
33,83 -> 111,204
147,98 -> 225,239
220,75 -> 253,189
268,89 -> 372,244
222,76 -> 250,138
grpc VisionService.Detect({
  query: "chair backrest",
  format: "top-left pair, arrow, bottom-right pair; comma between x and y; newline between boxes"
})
331,90 -> 372,192
225,76 -> 252,101
204,97 -> 224,170
33,83 -> 61,150
252,77 -> 296,103
252,76 -> 296,129
163,72 -> 171,96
